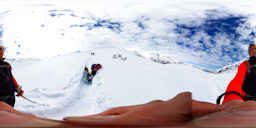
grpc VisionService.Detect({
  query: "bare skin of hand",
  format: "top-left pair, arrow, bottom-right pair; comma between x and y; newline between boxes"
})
0,102 -> 35,118
2,92 -> 256,128
64,92 -> 225,127
64,92 -> 256,128
0,102 -> 70,128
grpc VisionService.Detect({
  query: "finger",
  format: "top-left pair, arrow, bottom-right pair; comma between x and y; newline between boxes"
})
92,105 -> 140,116
0,111 -> 66,128
63,92 -> 194,127
63,115 -> 124,126
191,100 -> 224,118
222,99 -> 244,110
190,105 -> 256,128
0,102 -> 29,116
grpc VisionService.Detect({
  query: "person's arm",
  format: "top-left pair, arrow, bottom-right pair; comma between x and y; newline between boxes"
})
222,61 -> 248,104
13,74 -> 23,96
12,74 -> 19,88
8,62 -> 23,96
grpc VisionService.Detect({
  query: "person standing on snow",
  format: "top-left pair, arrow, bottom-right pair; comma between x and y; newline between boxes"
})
218,43 -> 256,104
0,45 -> 23,107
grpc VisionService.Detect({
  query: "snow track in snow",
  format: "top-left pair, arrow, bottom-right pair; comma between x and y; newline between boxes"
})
15,60 -> 110,119
12,48 -> 235,120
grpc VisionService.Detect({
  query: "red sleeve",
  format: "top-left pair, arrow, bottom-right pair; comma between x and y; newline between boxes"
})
222,61 -> 247,104
12,74 -> 19,88
6,62 -> 19,88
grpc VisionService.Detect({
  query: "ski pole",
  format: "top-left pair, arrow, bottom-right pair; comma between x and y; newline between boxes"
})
20,95 -> 42,105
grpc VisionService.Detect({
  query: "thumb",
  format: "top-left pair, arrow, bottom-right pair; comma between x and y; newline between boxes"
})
63,115 -> 122,126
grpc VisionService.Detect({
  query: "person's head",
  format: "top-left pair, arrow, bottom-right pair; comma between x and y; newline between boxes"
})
0,45 -> 5,59
248,44 -> 256,57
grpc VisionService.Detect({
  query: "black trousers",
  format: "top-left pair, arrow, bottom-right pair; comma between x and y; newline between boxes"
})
0,95 -> 15,107
91,70 -> 97,76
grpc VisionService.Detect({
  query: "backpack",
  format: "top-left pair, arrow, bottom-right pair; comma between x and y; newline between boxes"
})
242,61 -> 256,96
0,61 -> 16,96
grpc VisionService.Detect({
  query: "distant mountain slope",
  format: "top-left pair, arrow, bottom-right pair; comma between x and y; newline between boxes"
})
10,48 -> 235,119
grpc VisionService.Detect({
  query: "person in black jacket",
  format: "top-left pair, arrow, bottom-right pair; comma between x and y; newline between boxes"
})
0,45 -> 23,107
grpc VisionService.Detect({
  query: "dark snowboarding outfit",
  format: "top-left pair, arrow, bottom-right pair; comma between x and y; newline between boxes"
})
91,64 -> 102,76
83,64 -> 102,82
0,59 -> 19,107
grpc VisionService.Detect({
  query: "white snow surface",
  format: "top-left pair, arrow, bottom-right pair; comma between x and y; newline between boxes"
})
11,48 -> 235,119
0,0 -> 252,120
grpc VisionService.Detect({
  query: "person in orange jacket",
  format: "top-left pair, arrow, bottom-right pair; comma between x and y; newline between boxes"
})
221,44 -> 256,104
0,45 -> 23,107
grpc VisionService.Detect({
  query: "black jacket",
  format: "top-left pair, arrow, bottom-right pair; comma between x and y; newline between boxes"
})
0,59 -> 17,96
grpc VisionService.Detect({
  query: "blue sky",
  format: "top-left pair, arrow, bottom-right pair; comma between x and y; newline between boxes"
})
1,2 -> 256,70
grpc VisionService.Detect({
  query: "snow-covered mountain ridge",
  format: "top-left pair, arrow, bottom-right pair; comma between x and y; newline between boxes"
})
9,48 -> 235,119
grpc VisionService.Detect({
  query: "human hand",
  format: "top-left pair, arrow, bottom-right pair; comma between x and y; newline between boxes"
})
0,101 -> 68,127
189,100 -> 256,127
2,92 -> 256,128
64,92 -> 193,127
16,85 -> 24,96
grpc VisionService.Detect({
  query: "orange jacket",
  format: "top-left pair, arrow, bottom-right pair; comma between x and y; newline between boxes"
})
222,61 -> 248,104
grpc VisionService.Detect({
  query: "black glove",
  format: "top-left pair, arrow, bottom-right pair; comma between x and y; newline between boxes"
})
249,56 -> 256,65
16,85 -> 24,96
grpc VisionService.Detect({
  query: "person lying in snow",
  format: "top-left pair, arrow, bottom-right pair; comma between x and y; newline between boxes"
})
84,64 -> 102,82
1,92 -> 256,127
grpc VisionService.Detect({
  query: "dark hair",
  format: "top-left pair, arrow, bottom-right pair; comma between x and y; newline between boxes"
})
248,44 -> 256,54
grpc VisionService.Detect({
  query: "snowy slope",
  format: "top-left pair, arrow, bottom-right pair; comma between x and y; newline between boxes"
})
0,0 -> 253,120
10,48 -> 236,119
